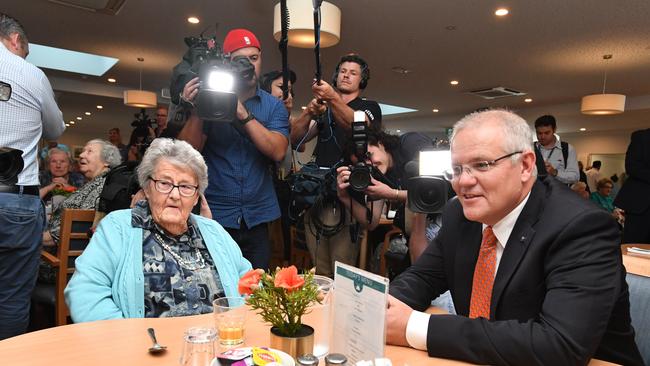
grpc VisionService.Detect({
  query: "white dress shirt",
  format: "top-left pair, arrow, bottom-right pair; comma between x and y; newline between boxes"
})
404,192 -> 532,350
0,42 -> 64,185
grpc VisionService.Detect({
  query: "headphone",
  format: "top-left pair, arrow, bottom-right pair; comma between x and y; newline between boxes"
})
332,54 -> 370,90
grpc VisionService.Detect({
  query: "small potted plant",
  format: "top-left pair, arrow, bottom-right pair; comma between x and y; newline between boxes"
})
238,266 -> 321,358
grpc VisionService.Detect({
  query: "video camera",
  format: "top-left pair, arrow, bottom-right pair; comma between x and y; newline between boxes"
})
129,109 -> 156,157
173,35 -> 255,123
406,150 -> 453,214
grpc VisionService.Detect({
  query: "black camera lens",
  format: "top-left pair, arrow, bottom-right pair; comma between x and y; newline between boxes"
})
348,164 -> 372,191
0,148 -> 24,185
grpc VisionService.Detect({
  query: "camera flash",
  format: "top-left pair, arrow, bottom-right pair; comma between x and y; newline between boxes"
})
353,111 -> 366,122
207,71 -> 235,93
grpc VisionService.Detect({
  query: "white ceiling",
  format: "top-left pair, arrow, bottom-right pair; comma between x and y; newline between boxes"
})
5,0 -> 650,144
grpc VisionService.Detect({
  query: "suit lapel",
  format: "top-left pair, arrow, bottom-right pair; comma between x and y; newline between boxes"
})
490,180 -> 546,316
453,221 -> 483,316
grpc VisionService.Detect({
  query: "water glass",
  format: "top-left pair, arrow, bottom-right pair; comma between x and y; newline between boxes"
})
308,275 -> 334,358
212,296 -> 247,346
179,327 -> 216,366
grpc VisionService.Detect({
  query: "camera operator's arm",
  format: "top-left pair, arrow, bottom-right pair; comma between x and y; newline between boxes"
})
176,78 -> 208,151
408,213 -> 429,263
312,81 -> 360,131
336,166 -> 384,230
236,101 -> 288,162
290,98 -> 325,146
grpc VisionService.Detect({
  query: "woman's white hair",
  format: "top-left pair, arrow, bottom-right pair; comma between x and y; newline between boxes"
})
86,139 -> 122,168
137,138 -> 208,194
450,109 -> 537,176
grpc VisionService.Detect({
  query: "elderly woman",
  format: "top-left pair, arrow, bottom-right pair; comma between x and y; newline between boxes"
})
39,147 -> 86,200
65,138 -> 251,322
590,177 -> 625,224
46,139 -> 122,244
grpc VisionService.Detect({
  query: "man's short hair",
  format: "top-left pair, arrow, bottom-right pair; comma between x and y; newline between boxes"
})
452,109 -> 537,177
592,160 -> 602,169
109,127 -> 120,134
332,54 -> 370,89
534,115 -> 557,130
0,13 -> 27,50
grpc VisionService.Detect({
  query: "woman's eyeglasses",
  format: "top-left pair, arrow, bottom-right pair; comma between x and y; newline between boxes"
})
149,177 -> 198,197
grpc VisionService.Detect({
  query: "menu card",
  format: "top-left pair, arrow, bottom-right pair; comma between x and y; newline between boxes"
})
331,261 -> 389,364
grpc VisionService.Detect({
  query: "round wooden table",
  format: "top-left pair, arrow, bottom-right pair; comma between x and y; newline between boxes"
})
0,308 -> 616,366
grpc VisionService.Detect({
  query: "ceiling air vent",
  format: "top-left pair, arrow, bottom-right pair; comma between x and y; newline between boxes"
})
48,0 -> 127,15
469,87 -> 527,100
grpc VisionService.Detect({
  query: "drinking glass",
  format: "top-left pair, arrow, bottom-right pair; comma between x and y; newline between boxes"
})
212,296 -> 247,346
306,275 -> 334,358
179,327 -> 216,366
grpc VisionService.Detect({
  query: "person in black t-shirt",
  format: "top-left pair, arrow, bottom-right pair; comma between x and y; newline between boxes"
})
290,54 -> 382,277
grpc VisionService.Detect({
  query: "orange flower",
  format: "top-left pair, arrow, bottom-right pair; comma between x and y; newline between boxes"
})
63,186 -> 77,193
238,269 -> 263,295
274,265 -> 305,292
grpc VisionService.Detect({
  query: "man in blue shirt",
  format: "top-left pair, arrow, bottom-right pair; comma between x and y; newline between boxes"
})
178,29 -> 289,270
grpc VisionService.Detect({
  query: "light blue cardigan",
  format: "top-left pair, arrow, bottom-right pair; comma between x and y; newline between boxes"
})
64,209 -> 251,323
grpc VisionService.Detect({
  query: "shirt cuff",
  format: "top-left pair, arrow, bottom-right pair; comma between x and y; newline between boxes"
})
405,310 -> 430,351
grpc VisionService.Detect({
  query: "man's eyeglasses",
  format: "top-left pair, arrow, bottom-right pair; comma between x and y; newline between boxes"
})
444,151 -> 523,181
149,177 -> 198,197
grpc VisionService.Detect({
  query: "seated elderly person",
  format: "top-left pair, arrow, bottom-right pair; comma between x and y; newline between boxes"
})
65,138 -> 251,322
570,181 -> 590,199
38,147 -> 85,201
590,177 -> 624,223
46,139 -> 121,245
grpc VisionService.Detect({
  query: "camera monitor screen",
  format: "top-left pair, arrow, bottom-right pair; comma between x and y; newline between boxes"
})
419,150 -> 451,176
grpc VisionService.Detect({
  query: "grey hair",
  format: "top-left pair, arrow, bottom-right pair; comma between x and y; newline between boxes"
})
0,13 -> 28,49
137,138 -> 208,194
86,139 -> 122,168
570,181 -> 587,192
451,109 -> 537,177
46,147 -> 72,164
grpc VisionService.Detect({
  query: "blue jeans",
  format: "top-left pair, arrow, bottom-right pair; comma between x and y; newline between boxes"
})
0,192 -> 45,340
225,222 -> 270,271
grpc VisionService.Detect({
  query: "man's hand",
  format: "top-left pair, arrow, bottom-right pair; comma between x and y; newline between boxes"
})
312,80 -> 338,102
130,189 -> 146,208
199,193 -> 212,219
386,295 -> 413,347
544,161 -> 558,176
182,77 -> 200,104
306,98 -> 327,117
336,166 -> 351,201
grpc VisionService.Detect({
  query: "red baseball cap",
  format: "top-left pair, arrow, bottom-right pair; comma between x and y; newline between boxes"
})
223,28 -> 261,54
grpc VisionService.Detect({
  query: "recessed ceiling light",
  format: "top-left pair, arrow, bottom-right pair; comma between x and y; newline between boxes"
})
495,8 -> 509,16
432,108 -> 439,113
396,129 -> 401,133
96,105 -> 103,109
579,128 -> 587,131
85,112 -> 91,115
65,123 -> 70,127
107,78 -> 116,83
187,16 -> 200,24
450,80 -> 459,86
301,106 -> 307,110
524,98 -> 533,103
391,66 -> 411,74
76,116 -> 82,120
70,121 -> 75,125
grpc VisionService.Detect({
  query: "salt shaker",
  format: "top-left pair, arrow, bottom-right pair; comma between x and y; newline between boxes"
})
325,353 -> 347,365
297,354 -> 319,366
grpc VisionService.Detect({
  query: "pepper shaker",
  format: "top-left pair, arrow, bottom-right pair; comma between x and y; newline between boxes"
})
324,353 -> 347,365
297,354 -> 319,366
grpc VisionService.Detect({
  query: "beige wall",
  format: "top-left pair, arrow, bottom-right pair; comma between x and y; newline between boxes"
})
562,129 -> 633,165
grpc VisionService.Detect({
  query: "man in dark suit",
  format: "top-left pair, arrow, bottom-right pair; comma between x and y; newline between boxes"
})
386,110 -> 642,366
614,128 -> 650,243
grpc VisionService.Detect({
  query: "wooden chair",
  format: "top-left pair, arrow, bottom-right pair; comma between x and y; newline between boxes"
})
39,208 -> 95,325
290,224 -> 312,270
379,226 -> 404,276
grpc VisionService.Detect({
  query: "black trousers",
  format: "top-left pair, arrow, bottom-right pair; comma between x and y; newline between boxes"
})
225,222 -> 271,270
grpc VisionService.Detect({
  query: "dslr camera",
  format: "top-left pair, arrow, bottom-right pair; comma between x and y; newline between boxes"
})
0,147 -> 24,186
177,36 -> 255,122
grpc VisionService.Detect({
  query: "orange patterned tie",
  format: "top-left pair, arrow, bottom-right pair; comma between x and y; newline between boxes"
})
469,226 -> 497,319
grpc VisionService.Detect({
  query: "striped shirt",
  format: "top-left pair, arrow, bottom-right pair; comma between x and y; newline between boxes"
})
0,42 -> 65,185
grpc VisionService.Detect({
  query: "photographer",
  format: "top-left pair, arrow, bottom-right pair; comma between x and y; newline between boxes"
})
0,13 -> 65,339
177,29 -> 289,270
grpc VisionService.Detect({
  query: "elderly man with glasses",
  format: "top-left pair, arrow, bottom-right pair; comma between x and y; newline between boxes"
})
385,109 -> 643,366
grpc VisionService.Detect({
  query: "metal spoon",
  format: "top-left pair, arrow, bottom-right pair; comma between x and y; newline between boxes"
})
147,327 -> 167,354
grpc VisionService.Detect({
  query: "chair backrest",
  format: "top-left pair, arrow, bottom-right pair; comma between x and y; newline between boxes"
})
55,208 -> 95,325
627,272 -> 650,364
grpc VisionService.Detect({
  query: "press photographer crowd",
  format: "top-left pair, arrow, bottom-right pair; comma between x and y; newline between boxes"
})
2,9 -> 650,366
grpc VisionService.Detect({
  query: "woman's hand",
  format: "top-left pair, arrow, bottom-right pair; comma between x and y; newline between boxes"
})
336,166 -> 351,201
